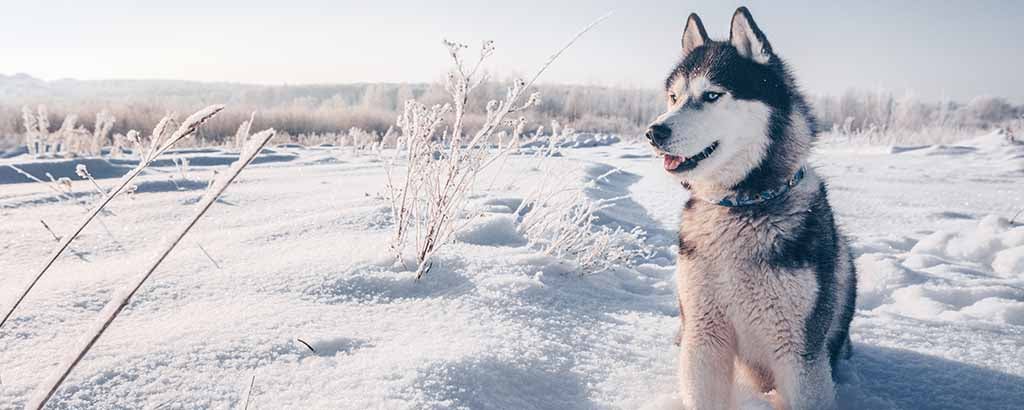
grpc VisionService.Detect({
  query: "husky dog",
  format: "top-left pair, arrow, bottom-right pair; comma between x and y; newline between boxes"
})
646,7 -> 856,410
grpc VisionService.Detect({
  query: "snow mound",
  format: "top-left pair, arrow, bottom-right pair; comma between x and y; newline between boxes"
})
992,246 -> 1024,277
887,129 -> 1024,175
958,129 -> 1023,147
475,197 -> 524,214
455,214 -> 526,247
908,215 -> 1024,273
858,215 -> 1024,326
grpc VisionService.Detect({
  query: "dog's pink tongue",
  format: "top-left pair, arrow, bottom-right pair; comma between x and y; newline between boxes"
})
663,155 -> 683,170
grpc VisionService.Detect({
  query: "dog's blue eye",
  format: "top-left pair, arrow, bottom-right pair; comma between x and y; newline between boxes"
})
702,92 -> 722,103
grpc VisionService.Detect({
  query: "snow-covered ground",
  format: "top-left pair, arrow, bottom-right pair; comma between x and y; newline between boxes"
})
1,133 -> 1022,409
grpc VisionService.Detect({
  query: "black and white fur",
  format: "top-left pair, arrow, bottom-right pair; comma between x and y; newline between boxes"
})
645,7 -> 856,410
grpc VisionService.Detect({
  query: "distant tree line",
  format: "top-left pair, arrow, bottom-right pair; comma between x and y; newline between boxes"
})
1,74 -> 1021,148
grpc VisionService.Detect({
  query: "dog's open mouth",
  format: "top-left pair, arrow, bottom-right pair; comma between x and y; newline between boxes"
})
662,141 -> 719,172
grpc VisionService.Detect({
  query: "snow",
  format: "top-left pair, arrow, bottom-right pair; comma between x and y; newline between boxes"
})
993,246 -> 1024,277
520,133 -> 621,149
454,215 -> 526,247
1,132 -> 1023,409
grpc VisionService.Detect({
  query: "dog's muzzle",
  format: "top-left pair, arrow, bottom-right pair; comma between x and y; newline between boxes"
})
646,124 -> 671,148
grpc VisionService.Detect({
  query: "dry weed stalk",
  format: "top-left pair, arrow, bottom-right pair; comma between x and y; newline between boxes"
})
234,112 -> 256,149
26,128 -> 276,409
0,105 -> 225,330
21,106 -> 48,156
384,13 -> 609,279
6,164 -> 79,205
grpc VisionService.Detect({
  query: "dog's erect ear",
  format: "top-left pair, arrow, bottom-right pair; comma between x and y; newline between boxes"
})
729,7 -> 772,64
681,13 -> 709,56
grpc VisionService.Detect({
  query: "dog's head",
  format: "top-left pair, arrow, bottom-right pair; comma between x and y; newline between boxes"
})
647,7 -> 809,191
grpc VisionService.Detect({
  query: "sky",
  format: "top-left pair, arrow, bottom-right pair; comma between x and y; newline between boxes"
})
2,0 -> 1023,102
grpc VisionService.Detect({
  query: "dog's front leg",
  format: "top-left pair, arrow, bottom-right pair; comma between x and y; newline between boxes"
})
679,319 -> 735,410
772,356 -> 836,410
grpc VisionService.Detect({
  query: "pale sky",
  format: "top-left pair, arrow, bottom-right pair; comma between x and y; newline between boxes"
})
3,0 -> 1023,102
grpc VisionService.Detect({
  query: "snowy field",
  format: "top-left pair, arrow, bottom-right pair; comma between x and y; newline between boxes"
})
1,133 -> 1023,409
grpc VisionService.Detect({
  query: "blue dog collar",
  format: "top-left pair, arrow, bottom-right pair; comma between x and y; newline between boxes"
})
707,167 -> 806,207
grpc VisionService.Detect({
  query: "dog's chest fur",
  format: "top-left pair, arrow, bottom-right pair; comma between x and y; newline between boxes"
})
676,176 -> 832,361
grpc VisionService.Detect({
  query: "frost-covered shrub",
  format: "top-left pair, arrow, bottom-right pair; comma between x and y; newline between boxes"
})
384,39 -> 543,279
383,29 -> 609,278
111,130 -> 138,157
518,120 -> 575,152
382,16 -> 608,278
19,106 -> 119,157
90,110 -> 115,156
22,105 -> 47,156
348,126 -> 380,149
516,169 -> 653,273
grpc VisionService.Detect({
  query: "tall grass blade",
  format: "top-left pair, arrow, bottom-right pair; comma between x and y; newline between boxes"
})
0,106 -> 224,330
26,129 -> 274,409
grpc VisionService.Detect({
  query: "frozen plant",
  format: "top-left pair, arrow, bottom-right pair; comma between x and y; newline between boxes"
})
89,110 -> 116,156
53,114 -> 79,157
22,108 -> 118,157
21,105 -> 50,156
528,120 -> 575,159
39,220 -> 89,261
234,112 -> 255,149
517,169 -> 654,274
349,126 -> 381,150
487,120 -> 576,191
62,118 -> 96,158
0,105 -> 225,330
75,164 -> 108,198
21,106 -> 37,155
12,162 -> 123,258
6,165 -> 76,204
26,128 -> 276,409
380,126 -> 398,149
383,15 -> 608,279
36,106 -> 51,146
383,100 -> 449,270
49,174 -> 75,200
383,40 -> 538,279
172,157 -> 192,185
111,130 -> 139,157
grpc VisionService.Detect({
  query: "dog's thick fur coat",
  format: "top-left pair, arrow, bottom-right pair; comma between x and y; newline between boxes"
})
646,7 -> 857,410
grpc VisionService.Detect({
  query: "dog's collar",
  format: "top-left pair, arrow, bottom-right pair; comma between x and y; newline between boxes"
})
688,167 -> 806,207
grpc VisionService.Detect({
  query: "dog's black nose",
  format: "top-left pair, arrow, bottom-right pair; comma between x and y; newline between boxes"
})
646,124 -> 671,147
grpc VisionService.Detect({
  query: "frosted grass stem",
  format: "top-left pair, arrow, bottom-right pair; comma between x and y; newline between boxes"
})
0,105 -> 224,330
26,129 -> 275,409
